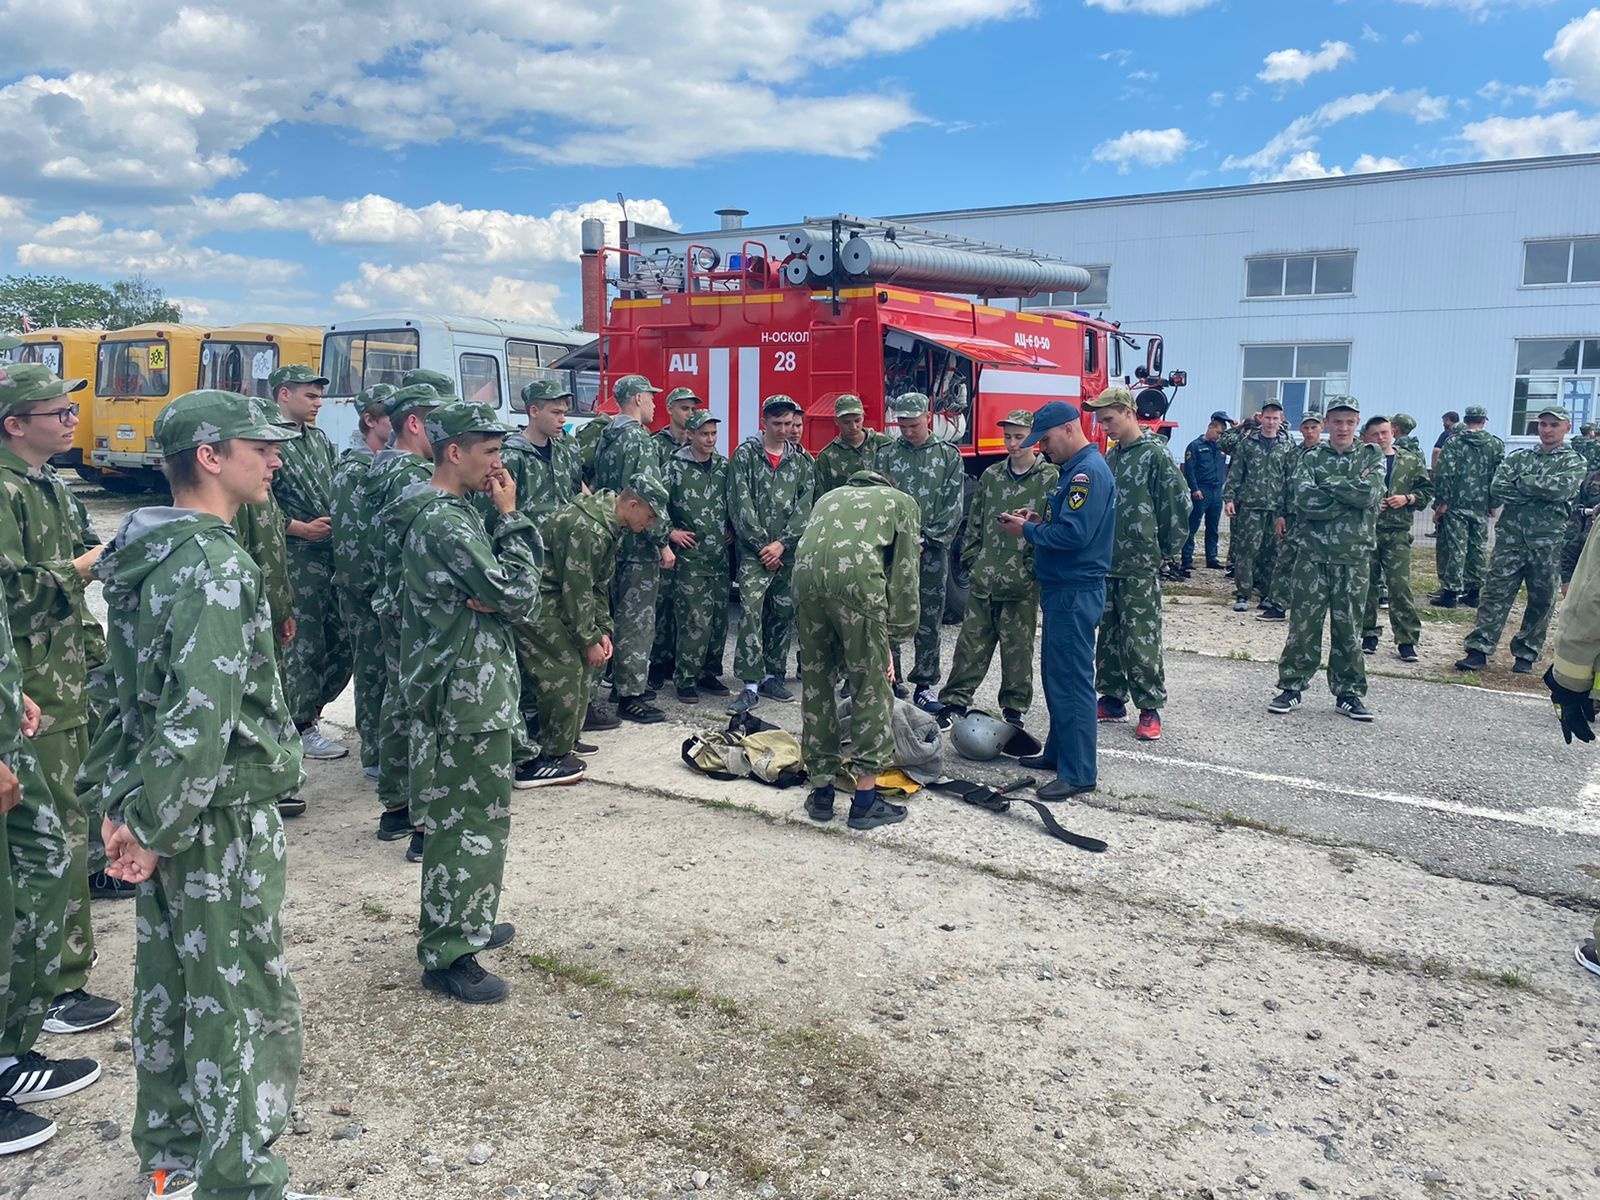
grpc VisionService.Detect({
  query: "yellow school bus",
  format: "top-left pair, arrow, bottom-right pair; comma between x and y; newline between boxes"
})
6,328 -> 103,478
199,324 -> 323,400
91,323 -> 211,488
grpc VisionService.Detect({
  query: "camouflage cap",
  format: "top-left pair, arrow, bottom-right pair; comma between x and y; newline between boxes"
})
889,391 -> 930,419
1390,412 -> 1417,433
0,362 -> 88,418
154,389 -> 301,455
685,409 -> 720,431
1536,403 -> 1572,421
762,394 -> 802,417
520,377 -> 574,409
1259,398 -> 1284,412
833,393 -> 864,417
997,409 -> 1035,429
382,383 -> 443,421
0,335 -> 20,352
1084,386 -> 1135,411
402,368 -> 458,398
267,363 -> 330,394
1324,395 -> 1360,415
627,472 -> 670,513
355,382 -> 397,413
613,374 -> 661,402
425,400 -> 516,445
663,386 -> 701,405
1464,404 -> 1489,422
1300,412 -> 1323,426
1583,423 -> 1599,436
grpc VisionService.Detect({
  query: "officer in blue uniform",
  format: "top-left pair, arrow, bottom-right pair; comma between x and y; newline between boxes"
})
1181,410 -> 1231,572
998,401 -> 1116,801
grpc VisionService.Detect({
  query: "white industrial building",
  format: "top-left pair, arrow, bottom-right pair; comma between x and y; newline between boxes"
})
649,153 -> 1600,452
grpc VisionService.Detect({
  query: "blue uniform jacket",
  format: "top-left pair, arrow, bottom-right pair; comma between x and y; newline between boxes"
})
1024,443 -> 1116,589
1182,436 -> 1227,492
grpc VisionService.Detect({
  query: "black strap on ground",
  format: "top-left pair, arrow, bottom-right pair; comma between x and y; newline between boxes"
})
1013,798 -> 1109,853
938,775 -> 1109,852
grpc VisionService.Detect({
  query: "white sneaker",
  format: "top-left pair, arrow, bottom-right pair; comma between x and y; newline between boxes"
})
300,724 -> 348,761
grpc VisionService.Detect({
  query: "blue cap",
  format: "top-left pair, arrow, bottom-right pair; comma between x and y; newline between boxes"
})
1210,410 -> 1234,424
1020,401 -> 1080,448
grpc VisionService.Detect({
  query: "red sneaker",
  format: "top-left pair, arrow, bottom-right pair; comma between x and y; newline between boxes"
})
1135,709 -> 1162,741
1096,697 -> 1128,722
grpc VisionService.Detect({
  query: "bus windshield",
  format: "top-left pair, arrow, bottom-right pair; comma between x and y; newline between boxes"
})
322,330 -> 420,396
96,339 -> 171,398
199,340 -> 277,399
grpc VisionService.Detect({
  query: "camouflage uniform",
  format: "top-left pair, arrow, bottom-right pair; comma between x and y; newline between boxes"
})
331,435 -> 383,769
1559,466 -> 1600,583
666,440 -> 731,689
939,455 -> 1057,712
1391,413 -> 1423,458
0,442 -> 99,1041
794,475 -> 922,784
877,422 -> 964,687
232,492 -> 293,631
815,429 -> 891,496
593,414 -> 668,697
524,493 -> 624,761
98,486 -> 305,1198
1463,441 -> 1585,663
0,591 -> 25,1044
650,426 -> 690,682
1573,435 -> 1600,472
1362,447 -> 1433,646
1095,433 -> 1191,711
1433,426 -> 1506,595
1263,438 -> 1319,613
729,433 -> 814,683
1276,438 -> 1385,699
1223,428 -> 1292,603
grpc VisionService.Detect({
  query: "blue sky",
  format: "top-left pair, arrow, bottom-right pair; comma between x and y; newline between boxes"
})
1,0 -> 1596,329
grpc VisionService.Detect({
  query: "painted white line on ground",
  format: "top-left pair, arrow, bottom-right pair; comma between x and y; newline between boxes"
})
1100,747 -> 1600,837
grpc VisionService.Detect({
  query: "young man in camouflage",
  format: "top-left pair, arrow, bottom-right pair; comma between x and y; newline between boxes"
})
728,395 -> 815,714
1085,389 -> 1191,741
1258,412 -> 1325,621
649,387 -> 701,687
814,393 -> 891,496
877,391 -> 964,709
794,470 -> 921,831
390,401 -> 543,1004
1223,399 -> 1291,612
1360,416 -> 1432,663
594,374 -> 671,723
1431,404 -> 1505,608
1390,412 -> 1423,456
938,410 -> 1057,724
1270,398 -> 1385,720
666,410 -> 733,702
1456,403 -> 1585,675
95,389 -> 308,1199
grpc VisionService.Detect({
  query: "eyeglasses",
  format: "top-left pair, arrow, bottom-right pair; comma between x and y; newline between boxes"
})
10,404 -> 80,425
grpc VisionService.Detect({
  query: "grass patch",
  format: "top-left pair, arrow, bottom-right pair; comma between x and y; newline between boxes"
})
663,985 -> 700,1005
359,899 -> 391,920
1236,919 -> 1397,969
1221,810 -> 1291,835
526,952 -> 619,991
1452,671 -> 1483,687
1421,606 -> 1475,624
712,995 -> 743,1017
1225,649 -> 1254,662
1466,966 -> 1533,990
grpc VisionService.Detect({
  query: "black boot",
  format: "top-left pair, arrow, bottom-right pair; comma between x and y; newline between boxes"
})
1429,589 -> 1459,608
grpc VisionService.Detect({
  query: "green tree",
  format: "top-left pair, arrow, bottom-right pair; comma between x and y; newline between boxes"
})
107,274 -> 182,329
0,272 -> 181,333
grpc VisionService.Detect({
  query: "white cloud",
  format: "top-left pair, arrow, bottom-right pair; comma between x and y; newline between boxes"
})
1272,152 -> 1408,180
1084,0 -> 1218,12
1091,127 -> 1193,171
1222,89 -> 1448,178
15,214 -> 302,285
1460,110 -> 1600,158
1259,41 -> 1356,86
1477,78 -> 1574,107
1361,24 -> 1383,43
1402,31 -> 1423,45
1098,48 -> 1134,64
332,263 -> 566,325
1546,9 -> 1600,104
1394,0 -> 1553,16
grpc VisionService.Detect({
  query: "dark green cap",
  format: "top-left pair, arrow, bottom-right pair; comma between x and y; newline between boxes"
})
613,374 -> 661,402
685,409 -> 719,431
382,383 -> 442,421
663,386 -> 701,405
0,362 -> 87,418
888,391 -> 930,418
998,409 -> 1035,428
355,382 -> 397,413
1464,404 -> 1489,422
1325,395 -> 1360,415
1537,403 -> 1571,421
402,368 -> 458,399
833,393 -> 864,417
0,335 -> 20,352
762,394 -> 802,417
521,378 -> 574,409
154,389 -> 301,455
425,401 -> 515,445
628,472 -> 669,512
1084,386 -> 1134,411
267,363 -> 329,393
1390,412 -> 1416,433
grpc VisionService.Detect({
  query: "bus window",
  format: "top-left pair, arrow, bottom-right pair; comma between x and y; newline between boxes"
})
14,344 -> 64,374
322,330 -> 420,395
460,353 -> 503,407
199,341 -> 277,398
506,339 -> 544,397
96,339 -> 171,397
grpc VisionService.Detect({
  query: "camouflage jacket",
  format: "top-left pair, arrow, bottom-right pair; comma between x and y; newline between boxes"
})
1374,447 -> 1434,535
962,456 -> 1058,600
329,445 -> 375,591
815,430 -> 891,496
1395,434 -> 1423,457
1490,443 -> 1585,547
794,475 -> 922,643
1289,442 -> 1385,566
729,437 -> 814,555
0,587 -> 19,763
1574,439 -> 1600,471
1219,419 -> 1289,457
654,427 -> 690,465
667,445 -> 731,577
473,429 -> 584,533
273,421 -> 338,551
1433,428 -> 1505,514
391,483 -> 544,737
541,491 -> 624,647
1223,432 -> 1292,513
232,494 -> 294,626
365,449 -> 433,616
0,446 -> 99,732
96,508 -> 303,855
1105,435 -> 1192,578
876,436 -> 964,547
594,415 -> 668,559
1559,467 -> 1600,582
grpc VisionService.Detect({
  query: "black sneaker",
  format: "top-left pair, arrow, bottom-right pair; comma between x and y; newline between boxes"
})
0,1100 -> 55,1155
278,797 -> 306,818
377,806 -> 412,841
891,681 -> 910,699
1256,606 -> 1287,621
1455,650 -> 1488,671
1576,938 -> 1600,979
1397,643 -> 1419,663
758,678 -> 795,703
42,990 -> 121,1035
675,685 -> 700,704
617,696 -> 665,723
804,788 -> 836,823
848,796 -> 907,831
572,740 -> 599,757
1001,707 -> 1023,726
1512,657 -> 1534,675
696,675 -> 732,696
88,870 -> 139,900
609,687 -> 658,703
1461,588 -> 1481,608
0,1052 -> 102,1103
486,922 -> 515,951
1267,689 -> 1301,714
1206,560 -> 1224,569
1361,635 -> 1378,655
583,703 -> 621,732
726,689 -> 759,716
516,755 -> 587,787
1336,695 -> 1374,722
421,954 -> 507,1005
405,831 -> 425,863
1429,590 -> 1459,608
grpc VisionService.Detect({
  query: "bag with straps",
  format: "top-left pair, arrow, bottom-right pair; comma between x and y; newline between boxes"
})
681,716 -> 807,788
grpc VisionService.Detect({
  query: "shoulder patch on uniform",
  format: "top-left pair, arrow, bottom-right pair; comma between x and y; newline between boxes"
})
1070,472 -> 1090,483
1067,475 -> 1091,510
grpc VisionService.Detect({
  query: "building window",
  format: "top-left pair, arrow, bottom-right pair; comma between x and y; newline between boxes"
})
1240,343 -> 1351,426
1244,252 -> 1355,298
1022,266 -> 1110,310
1511,337 -> 1600,434
1523,238 -> 1600,287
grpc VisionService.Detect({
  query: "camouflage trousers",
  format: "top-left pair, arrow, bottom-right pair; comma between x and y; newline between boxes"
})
1094,574 -> 1168,711
1230,509 -> 1278,602
283,545 -> 353,727
939,590 -> 1038,713
132,802 -> 301,1198
1277,560 -> 1368,699
339,588 -> 385,771
651,564 -> 677,679
377,614 -> 413,818
506,623 -> 544,767
674,570 -> 730,689
522,611 -> 588,761
1363,530 -> 1421,645
0,739 -> 39,1057
415,728 -> 513,970
796,590 -> 893,783
1265,526 -> 1299,612
734,556 -> 795,683
894,543 -> 947,688
1463,536 -> 1562,662
1436,511 -> 1488,593
610,556 -> 661,698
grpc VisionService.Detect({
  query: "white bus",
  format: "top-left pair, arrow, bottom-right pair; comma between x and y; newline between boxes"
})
319,313 -> 597,446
